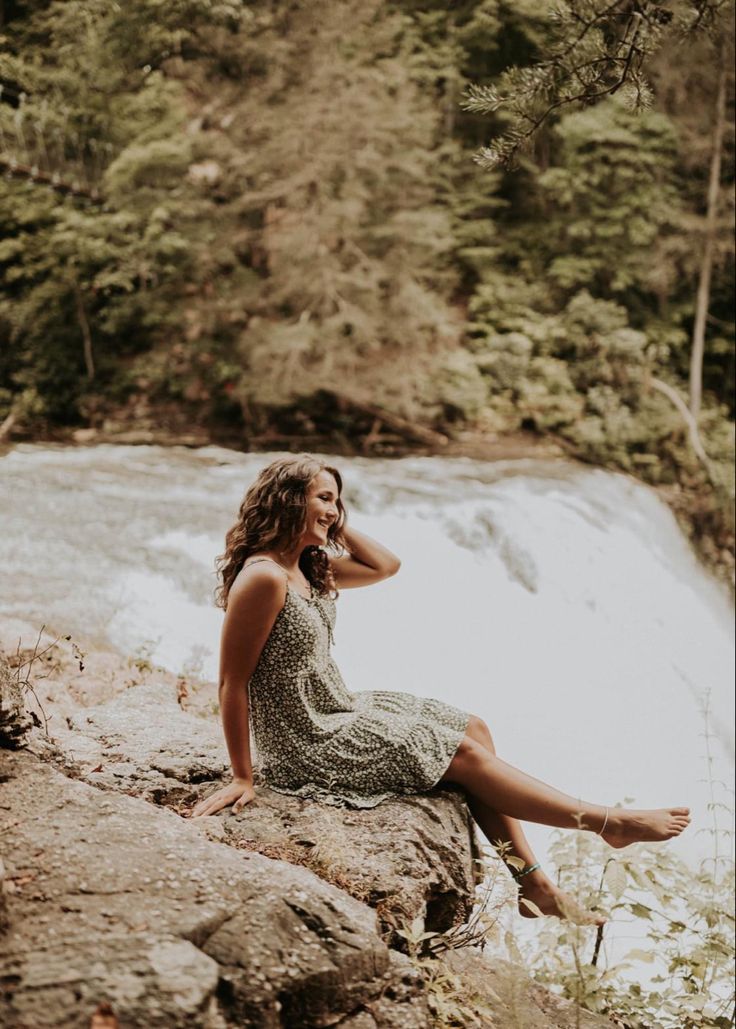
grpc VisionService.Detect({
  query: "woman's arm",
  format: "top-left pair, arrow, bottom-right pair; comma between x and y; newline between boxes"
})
330,524 -> 401,589
191,565 -> 286,817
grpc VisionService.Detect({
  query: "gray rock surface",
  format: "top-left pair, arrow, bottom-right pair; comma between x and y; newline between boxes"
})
0,858 -> 8,933
0,656 -> 32,748
0,749 -> 427,1028
65,681 -> 231,800
218,786 -> 479,937
62,681 -> 480,934
0,657 -> 616,1028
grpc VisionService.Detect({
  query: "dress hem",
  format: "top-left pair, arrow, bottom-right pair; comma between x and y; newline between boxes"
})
259,711 -> 471,811
424,710 -> 472,793
260,778 -> 458,810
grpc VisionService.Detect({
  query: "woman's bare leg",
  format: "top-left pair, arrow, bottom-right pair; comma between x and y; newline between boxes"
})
463,717 -> 538,865
463,717 -> 606,923
446,719 -> 690,923
443,729 -> 691,846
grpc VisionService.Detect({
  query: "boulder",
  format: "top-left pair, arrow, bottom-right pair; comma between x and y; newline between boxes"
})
0,654 -> 615,1029
217,787 -> 478,939
0,749 -> 428,1028
61,681 -> 480,935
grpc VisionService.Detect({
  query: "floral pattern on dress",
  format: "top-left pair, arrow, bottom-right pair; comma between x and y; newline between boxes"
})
245,557 -> 470,809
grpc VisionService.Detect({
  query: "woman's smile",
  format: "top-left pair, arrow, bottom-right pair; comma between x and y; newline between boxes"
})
305,470 -> 340,543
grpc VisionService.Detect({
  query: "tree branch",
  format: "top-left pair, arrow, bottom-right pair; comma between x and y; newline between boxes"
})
650,376 -> 713,479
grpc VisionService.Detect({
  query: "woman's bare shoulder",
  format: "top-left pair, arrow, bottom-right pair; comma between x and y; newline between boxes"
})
228,559 -> 287,612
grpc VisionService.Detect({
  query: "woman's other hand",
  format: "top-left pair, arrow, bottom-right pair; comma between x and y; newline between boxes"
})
190,778 -> 256,817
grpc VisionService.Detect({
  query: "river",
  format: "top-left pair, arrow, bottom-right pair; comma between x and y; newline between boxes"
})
1,443 -> 733,878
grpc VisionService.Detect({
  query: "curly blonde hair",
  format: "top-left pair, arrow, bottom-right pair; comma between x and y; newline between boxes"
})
215,454 -> 347,609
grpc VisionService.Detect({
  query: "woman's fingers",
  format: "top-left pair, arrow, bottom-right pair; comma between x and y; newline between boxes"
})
232,793 -> 254,815
191,791 -> 228,818
190,784 -> 254,818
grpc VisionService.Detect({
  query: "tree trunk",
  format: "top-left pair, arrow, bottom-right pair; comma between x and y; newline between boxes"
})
74,284 -> 95,380
328,391 -> 449,447
689,50 -> 727,420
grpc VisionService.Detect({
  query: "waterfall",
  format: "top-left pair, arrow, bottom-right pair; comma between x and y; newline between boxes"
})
1,444 -> 733,870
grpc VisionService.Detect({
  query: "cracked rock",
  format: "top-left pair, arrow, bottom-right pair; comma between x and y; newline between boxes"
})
0,750 -> 399,1028
59,680 -> 480,935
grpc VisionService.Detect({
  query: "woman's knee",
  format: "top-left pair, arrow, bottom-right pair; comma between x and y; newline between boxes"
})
442,734 -> 490,786
465,715 -> 495,754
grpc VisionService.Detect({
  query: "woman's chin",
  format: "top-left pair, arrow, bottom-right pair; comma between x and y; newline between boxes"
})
303,531 -> 328,548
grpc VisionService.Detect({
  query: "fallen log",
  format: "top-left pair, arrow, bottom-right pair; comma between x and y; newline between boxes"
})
327,391 -> 449,448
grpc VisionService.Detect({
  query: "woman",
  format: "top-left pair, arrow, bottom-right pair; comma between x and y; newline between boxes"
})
192,454 -> 690,922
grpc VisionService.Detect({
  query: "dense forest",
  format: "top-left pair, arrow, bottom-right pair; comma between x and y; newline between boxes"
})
0,0 -> 734,576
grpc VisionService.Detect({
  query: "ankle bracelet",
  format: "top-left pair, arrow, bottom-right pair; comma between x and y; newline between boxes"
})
597,807 -> 610,836
511,861 -> 541,880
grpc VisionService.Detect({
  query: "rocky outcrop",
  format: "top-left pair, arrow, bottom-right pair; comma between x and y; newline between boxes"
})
1,655 -> 613,1028
0,657 -> 32,748
216,787 -> 477,938
0,748 -> 428,1028
61,682 -> 480,935
64,681 -> 231,801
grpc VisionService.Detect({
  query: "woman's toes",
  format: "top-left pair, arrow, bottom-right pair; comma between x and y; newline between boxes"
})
603,806 -> 693,847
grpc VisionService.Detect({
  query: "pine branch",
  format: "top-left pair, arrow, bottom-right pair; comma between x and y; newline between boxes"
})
469,0 -> 729,169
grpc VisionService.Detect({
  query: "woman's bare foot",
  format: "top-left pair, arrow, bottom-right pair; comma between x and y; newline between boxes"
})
601,807 -> 691,849
517,872 -> 606,926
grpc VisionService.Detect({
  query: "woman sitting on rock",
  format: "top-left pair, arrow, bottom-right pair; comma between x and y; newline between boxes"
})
192,454 -> 690,922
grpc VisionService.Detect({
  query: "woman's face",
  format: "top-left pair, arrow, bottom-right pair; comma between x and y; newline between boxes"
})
301,470 -> 340,547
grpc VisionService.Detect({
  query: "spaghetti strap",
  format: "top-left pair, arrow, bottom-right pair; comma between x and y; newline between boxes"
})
244,556 -> 319,606
243,556 -> 289,579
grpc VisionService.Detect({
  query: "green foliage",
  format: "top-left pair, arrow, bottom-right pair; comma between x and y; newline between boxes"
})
393,728 -> 735,1029
0,0 -> 732,575
0,1 -> 226,426
202,0 -> 467,417
389,848 -> 512,1027
515,696 -> 736,1028
462,0 -> 729,169
518,825 -> 735,1027
537,99 -> 682,297
469,271 -> 735,505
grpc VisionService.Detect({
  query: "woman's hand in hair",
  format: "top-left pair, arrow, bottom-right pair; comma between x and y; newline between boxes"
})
189,778 -> 256,818
330,524 -> 401,589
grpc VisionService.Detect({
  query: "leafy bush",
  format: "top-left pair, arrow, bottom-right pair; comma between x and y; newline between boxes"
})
516,696 -> 735,1028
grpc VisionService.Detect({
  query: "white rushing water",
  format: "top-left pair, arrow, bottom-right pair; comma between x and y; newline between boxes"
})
1,443 -> 733,881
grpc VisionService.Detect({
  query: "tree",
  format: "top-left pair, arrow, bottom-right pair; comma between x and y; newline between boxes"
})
463,0 -> 734,443
688,42 -> 730,418
462,0 -> 731,169
535,97 -> 682,299
0,0 -> 244,425
191,0 -> 465,420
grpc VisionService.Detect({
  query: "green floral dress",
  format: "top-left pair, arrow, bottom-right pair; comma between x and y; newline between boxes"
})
245,558 -> 470,808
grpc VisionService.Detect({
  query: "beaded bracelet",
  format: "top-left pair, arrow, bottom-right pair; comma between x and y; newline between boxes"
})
511,861 -> 541,880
